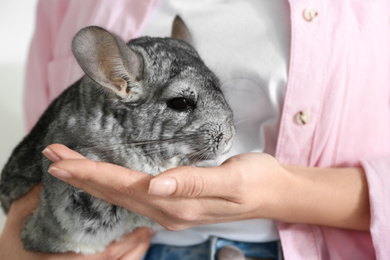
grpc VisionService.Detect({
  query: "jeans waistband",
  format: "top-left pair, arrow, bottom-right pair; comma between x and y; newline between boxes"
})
143,237 -> 281,260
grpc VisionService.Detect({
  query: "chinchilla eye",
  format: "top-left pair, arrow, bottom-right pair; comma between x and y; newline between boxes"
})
167,97 -> 195,111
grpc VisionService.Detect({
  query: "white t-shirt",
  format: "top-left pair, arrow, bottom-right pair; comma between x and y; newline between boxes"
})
140,0 -> 290,246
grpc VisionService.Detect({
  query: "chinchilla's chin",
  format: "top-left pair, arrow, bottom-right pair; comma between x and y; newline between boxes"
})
221,137 -> 234,155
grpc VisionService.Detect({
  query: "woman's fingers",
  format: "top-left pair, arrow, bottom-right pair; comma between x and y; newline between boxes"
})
44,144 -> 153,200
97,228 -> 152,260
45,144 -> 242,200
32,228 -> 152,260
48,158 -> 152,206
43,143 -> 86,162
118,229 -> 152,260
10,184 -> 42,222
148,165 -> 241,200
46,159 -> 232,227
45,144 -> 244,202
42,145 -> 264,230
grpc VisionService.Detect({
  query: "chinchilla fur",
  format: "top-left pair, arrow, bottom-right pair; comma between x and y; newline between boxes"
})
0,16 -> 234,254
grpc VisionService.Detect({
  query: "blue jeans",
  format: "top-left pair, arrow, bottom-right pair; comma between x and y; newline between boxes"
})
143,237 -> 281,260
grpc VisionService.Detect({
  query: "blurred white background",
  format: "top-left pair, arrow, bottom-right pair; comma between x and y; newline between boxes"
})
0,0 -> 38,232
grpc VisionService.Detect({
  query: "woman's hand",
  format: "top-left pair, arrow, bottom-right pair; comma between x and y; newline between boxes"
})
0,184 -> 152,260
43,144 -> 284,230
43,144 -> 370,231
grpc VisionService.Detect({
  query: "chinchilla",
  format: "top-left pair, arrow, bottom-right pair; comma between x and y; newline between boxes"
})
0,16 -> 234,254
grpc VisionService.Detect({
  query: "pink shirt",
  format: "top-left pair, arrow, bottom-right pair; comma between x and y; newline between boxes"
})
276,1 -> 390,259
24,0 -> 390,259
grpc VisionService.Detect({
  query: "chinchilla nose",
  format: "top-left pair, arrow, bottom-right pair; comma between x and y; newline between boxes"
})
209,116 -> 235,155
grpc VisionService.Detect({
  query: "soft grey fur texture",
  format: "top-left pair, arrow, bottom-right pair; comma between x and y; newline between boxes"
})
0,16 -> 234,254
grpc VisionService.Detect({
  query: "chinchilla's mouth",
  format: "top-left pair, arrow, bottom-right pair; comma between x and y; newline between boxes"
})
220,133 -> 234,155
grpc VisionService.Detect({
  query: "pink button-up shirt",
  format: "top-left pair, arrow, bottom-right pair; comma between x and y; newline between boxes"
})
276,1 -> 390,259
24,0 -> 390,259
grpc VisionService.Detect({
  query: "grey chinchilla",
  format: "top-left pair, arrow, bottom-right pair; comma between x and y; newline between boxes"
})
0,16 -> 235,254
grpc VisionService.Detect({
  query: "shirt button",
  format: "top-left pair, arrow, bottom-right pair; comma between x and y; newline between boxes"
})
303,8 -> 318,22
296,111 -> 310,125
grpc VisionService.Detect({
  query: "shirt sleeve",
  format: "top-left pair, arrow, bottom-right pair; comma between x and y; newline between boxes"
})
23,0 -> 159,131
360,156 -> 390,259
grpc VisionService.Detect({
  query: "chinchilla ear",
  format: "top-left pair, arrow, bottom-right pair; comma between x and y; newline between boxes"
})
171,15 -> 193,45
72,26 -> 144,102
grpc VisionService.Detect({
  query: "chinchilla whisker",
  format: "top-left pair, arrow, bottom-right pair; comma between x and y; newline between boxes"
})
9,144 -> 57,153
93,140 -> 190,150
123,139 -> 189,146
141,147 -> 172,156
10,136 -> 200,153
103,135 -> 200,147
186,146 -> 210,163
234,117 -> 251,126
220,76 -> 261,87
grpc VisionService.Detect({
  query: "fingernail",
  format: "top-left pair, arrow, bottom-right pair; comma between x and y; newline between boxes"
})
48,166 -> 72,180
148,177 -> 177,196
42,148 -> 61,162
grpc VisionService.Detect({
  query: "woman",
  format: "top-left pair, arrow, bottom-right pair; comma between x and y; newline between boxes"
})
1,0 -> 389,259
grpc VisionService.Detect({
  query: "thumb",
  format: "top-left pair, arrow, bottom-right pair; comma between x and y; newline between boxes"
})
148,165 -> 234,198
